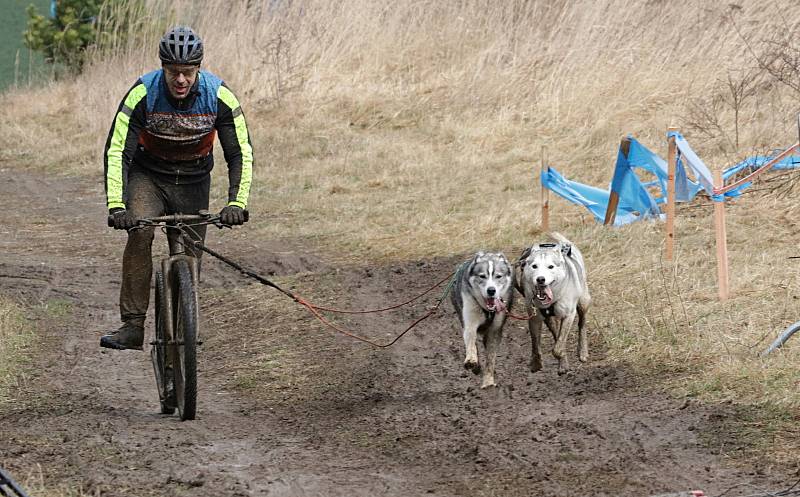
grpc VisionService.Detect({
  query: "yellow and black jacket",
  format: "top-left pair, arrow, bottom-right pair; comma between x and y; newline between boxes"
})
103,69 -> 253,210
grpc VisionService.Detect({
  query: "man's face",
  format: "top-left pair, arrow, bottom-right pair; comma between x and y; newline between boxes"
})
163,64 -> 200,100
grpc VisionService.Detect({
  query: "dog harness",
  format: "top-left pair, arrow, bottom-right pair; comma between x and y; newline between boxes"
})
540,306 -> 555,318
104,69 -> 254,210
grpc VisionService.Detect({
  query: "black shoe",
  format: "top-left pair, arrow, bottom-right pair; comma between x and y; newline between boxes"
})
100,322 -> 144,350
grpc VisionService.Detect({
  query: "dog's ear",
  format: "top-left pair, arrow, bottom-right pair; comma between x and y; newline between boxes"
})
466,253 -> 480,277
499,253 -> 514,270
517,246 -> 532,267
560,243 -> 572,257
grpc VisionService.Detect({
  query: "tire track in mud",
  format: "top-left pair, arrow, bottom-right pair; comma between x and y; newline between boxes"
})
0,168 -> 794,496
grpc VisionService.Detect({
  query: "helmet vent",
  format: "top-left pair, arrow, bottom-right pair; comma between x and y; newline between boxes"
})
159,26 -> 203,66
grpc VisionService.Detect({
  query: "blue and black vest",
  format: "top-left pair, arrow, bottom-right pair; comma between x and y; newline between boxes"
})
138,69 -> 223,162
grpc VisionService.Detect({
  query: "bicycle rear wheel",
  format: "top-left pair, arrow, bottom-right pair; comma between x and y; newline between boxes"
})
171,258 -> 198,421
152,270 -> 176,415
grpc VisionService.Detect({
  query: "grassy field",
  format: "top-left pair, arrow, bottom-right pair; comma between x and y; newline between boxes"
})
3,0 -> 800,463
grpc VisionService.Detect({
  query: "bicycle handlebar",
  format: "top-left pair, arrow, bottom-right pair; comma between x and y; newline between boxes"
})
107,210 -> 249,227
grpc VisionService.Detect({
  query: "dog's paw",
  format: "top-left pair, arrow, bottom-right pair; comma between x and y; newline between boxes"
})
529,359 -> 543,373
464,359 -> 482,375
480,378 -> 497,389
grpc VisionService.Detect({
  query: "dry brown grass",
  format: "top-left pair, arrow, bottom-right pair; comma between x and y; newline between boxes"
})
3,0 -> 800,463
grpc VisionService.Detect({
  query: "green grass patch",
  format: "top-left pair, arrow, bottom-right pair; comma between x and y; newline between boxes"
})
40,298 -> 73,319
0,296 -> 36,406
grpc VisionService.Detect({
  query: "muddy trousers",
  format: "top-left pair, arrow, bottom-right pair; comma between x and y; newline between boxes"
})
120,168 -> 211,323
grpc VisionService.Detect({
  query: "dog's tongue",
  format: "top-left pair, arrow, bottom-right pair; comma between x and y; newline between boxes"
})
486,297 -> 497,310
535,285 -> 553,305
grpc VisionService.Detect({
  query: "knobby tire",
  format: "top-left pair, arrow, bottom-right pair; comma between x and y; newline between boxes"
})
152,270 -> 175,415
172,259 -> 198,421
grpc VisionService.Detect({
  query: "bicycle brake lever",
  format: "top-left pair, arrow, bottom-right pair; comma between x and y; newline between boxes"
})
129,219 -> 157,232
206,216 -> 225,229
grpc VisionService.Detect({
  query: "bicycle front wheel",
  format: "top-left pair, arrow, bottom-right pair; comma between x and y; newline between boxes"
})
171,258 -> 198,421
152,270 -> 176,415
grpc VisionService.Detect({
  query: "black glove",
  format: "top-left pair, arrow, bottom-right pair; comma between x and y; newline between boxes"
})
220,205 -> 246,225
109,208 -> 137,230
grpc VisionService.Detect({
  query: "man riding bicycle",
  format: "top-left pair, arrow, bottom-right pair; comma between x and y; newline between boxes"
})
101,26 -> 254,350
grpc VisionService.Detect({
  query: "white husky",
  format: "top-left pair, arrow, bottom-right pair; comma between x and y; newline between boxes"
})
516,233 -> 591,375
451,252 -> 515,388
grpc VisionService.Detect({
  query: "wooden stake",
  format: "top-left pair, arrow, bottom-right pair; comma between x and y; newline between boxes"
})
603,192 -> 620,226
713,169 -> 729,301
603,137 -> 630,226
665,127 -> 678,261
541,146 -> 550,232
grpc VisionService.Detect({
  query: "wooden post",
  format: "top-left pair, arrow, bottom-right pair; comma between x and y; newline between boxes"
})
713,169 -> 729,301
541,146 -> 550,232
603,137 -> 631,226
603,192 -> 620,226
665,127 -> 678,261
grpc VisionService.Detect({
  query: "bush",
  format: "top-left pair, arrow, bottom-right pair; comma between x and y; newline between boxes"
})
23,0 -> 108,72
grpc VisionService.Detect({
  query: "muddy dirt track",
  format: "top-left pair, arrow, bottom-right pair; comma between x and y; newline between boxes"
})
0,168 -> 795,497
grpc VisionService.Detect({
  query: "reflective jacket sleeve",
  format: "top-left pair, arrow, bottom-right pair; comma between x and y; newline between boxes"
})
104,81 -> 147,210
216,83 -> 254,209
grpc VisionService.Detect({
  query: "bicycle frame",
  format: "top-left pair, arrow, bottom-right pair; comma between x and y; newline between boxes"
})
0,467 -> 31,497
139,216 -> 205,349
160,253 -> 200,347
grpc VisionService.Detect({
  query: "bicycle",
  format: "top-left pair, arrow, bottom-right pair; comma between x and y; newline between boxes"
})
0,467 -> 31,497
110,210 -> 245,420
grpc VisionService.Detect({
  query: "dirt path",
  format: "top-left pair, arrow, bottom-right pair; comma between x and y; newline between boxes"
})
0,167 -> 793,497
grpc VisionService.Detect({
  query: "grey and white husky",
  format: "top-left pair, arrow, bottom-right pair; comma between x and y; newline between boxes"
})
451,252 -> 515,388
516,232 -> 591,376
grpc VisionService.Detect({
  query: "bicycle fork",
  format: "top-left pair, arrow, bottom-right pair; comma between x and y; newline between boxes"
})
160,254 -> 202,353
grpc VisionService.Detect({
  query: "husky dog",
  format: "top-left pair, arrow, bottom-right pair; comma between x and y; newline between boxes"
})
451,252 -> 515,388
516,233 -> 591,375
